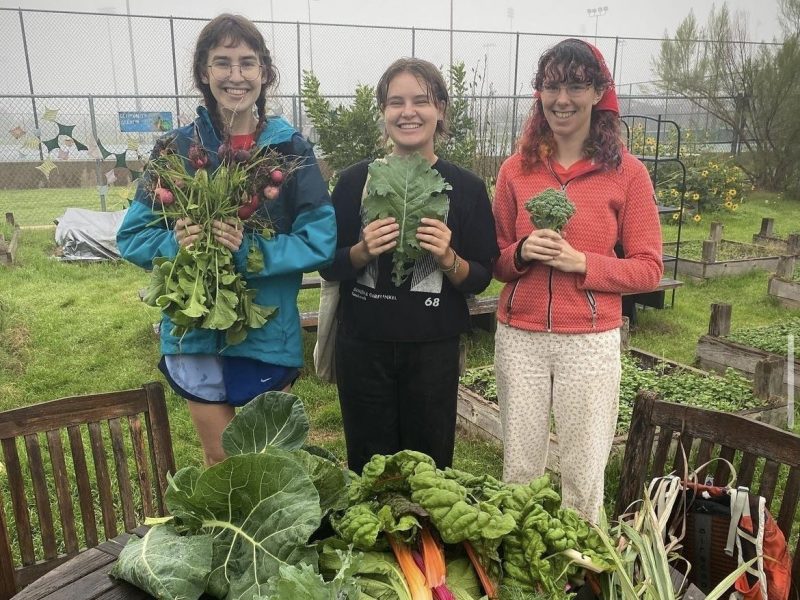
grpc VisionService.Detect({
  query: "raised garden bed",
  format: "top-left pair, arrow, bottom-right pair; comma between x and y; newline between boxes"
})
752,217 -> 800,255
697,302 -> 800,399
768,256 -> 800,309
0,213 -> 20,266
457,347 -> 783,473
663,222 -> 793,281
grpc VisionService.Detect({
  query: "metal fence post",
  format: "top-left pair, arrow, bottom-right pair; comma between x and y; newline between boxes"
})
88,97 -> 107,212
510,33 -> 520,144
18,9 -> 43,161
170,17 -> 181,119
611,36 -> 619,81
296,22 -> 303,131
411,26 -> 415,57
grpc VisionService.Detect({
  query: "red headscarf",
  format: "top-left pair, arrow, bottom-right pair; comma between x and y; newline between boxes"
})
532,38 -> 619,115
576,39 -> 620,114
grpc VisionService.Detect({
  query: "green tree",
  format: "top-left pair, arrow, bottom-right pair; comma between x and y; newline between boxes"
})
436,62 -> 477,170
301,71 -> 384,175
653,3 -> 800,194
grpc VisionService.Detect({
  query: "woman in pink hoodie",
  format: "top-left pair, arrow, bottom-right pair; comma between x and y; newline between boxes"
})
492,38 -> 663,522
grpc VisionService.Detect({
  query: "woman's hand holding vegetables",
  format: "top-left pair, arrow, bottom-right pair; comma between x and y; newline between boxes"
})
350,217 -> 399,269
546,237 -> 587,274
211,218 -> 243,252
416,217 -> 452,265
175,217 -> 203,248
521,230 -> 586,273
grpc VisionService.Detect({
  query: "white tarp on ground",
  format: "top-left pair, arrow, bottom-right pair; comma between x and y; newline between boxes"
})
54,207 -> 126,261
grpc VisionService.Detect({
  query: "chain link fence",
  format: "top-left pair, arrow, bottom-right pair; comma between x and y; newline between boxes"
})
0,8 -> 769,225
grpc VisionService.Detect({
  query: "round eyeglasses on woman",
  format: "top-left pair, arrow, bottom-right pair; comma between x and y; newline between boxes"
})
207,61 -> 263,81
539,82 -> 593,97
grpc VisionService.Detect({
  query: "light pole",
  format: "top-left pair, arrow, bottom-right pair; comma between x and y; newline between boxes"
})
125,0 -> 140,110
307,0 -> 319,73
449,0 -> 453,84
586,6 -> 608,44
269,0 -> 276,55
506,7 -> 514,97
617,39 -> 626,88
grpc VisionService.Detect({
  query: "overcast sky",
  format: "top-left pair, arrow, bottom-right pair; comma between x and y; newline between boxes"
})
0,0 -> 784,42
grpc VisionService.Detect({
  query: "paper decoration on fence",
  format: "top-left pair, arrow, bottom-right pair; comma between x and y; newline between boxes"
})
57,148 -> 70,160
41,107 -> 59,122
126,137 -> 140,153
23,136 -> 40,151
42,136 -> 61,152
9,126 -> 25,139
105,169 -> 117,185
35,158 -> 57,180
63,137 -> 74,146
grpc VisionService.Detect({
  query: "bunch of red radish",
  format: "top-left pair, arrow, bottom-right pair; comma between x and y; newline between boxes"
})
216,141 -> 286,220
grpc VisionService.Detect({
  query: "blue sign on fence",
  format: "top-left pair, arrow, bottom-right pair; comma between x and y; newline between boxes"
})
118,111 -> 173,133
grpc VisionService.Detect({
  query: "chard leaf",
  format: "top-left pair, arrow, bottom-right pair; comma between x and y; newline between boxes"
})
165,450 -> 322,600
362,154 -> 451,286
110,524 -> 213,600
319,540 -> 412,600
222,391 -> 309,455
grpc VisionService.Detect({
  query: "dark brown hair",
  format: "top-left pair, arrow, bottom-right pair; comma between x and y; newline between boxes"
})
518,38 -> 622,171
192,14 -> 279,137
376,58 -> 450,139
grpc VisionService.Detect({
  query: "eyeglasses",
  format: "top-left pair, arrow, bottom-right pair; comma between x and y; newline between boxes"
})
539,82 -> 593,97
207,61 -> 263,81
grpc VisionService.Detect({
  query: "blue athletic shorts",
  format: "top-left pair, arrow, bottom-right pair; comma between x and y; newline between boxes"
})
158,354 -> 300,407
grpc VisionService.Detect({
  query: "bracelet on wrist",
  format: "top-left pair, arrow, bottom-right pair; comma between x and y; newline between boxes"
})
439,247 -> 460,274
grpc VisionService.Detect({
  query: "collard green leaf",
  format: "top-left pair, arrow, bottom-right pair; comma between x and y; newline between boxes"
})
110,524 -> 213,600
362,154 -> 451,286
260,552 -> 362,600
293,449 -> 349,514
221,391 -> 309,456
164,450 -> 322,600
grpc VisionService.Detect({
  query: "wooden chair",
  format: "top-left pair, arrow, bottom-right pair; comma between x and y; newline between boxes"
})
0,382 -> 176,599
616,390 -> 800,598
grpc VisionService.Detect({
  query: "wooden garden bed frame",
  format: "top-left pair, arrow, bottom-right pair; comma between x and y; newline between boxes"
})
456,344 -> 787,473
664,221 -> 795,281
0,213 -> 20,266
752,217 -> 800,255
768,256 -> 800,309
696,302 -> 799,399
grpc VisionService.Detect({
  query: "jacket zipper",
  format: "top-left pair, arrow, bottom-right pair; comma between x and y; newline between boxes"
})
504,280 -> 519,323
585,290 -> 597,329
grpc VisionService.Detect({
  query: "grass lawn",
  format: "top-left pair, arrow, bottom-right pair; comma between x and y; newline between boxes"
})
1,187 -> 799,551
1,186 -> 131,227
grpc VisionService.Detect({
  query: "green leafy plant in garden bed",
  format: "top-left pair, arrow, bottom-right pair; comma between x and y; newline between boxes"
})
667,239 -> 775,261
460,353 -> 760,436
727,317 -> 800,359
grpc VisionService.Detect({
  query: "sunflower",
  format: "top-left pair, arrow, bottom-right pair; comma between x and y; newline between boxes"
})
725,201 -> 734,209
693,214 -> 702,222
727,189 -> 737,197
701,170 -> 709,177
672,213 -> 680,220
692,192 -> 700,201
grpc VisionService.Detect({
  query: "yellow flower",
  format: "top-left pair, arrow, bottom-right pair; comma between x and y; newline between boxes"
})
672,213 -> 680,220
711,163 -> 719,170
670,189 -> 679,198
711,188 -> 718,195
732,203 -> 738,211
657,189 -> 665,198
728,189 -> 737,197
725,201 -> 733,208
701,170 -> 709,177
692,193 -> 700,201
693,214 -> 702,222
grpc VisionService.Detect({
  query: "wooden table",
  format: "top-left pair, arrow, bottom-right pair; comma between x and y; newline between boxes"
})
12,527 -> 153,600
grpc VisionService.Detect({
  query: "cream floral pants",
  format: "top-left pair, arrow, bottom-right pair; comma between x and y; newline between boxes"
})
495,323 -> 621,522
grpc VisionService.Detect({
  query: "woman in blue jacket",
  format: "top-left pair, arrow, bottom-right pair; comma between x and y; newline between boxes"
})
117,14 -> 335,465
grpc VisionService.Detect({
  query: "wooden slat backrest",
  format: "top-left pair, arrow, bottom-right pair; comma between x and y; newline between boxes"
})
0,382 -> 175,599
616,390 -> 800,598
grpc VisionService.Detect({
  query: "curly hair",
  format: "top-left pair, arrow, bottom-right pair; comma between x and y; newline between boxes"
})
192,14 -> 279,138
517,39 -> 622,172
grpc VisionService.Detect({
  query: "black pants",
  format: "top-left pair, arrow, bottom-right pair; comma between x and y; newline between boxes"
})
335,332 -> 460,474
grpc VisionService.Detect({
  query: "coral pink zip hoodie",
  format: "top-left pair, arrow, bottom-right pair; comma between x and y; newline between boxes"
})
493,151 -> 663,333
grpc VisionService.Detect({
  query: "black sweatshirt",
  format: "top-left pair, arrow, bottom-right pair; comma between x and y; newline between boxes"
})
319,158 -> 499,342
